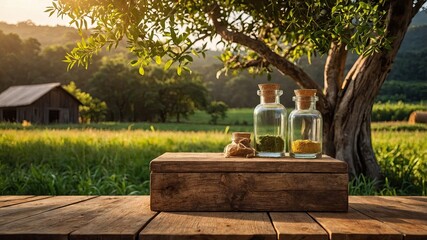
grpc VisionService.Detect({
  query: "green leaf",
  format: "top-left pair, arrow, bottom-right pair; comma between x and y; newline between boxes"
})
183,66 -> 192,74
155,56 -> 162,64
170,27 -> 178,45
139,66 -> 145,75
191,49 -> 199,57
181,55 -> 193,63
130,59 -> 139,66
176,66 -> 182,75
164,59 -> 173,70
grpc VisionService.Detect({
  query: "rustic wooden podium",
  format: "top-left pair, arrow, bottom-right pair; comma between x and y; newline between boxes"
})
150,152 -> 348,211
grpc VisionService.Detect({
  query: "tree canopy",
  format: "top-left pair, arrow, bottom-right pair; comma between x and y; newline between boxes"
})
63,81 -> 107,123
48,0 -> 392,77
88,56 -> 208,122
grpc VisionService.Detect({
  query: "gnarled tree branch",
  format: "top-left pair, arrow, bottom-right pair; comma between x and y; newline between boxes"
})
412,0 -> 427,18
206,3 -> 329,113
226,55 -> 270,69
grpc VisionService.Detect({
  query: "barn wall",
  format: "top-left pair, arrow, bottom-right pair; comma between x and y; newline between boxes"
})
31,87 -> 80,124
0,87 -> 80,124
16,106 -> 34,123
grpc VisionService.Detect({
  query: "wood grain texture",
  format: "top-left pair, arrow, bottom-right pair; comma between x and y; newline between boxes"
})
140,212 -> 277,240
0,196 -> 92,226
269,212 -> 328,240
350,196 -> 427,240
397,196 -> 427,203
0,196 -> 51,208
70,196 -> 157,240
0,196 -> 34,202
151,172 -> 348,211
309,208 -> 403,240
376,196 -> 427,212
0,196 -> 124,240
151,152 -> 348,173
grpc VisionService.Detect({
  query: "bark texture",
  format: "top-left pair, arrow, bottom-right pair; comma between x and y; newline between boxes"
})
208,0 -> 424,179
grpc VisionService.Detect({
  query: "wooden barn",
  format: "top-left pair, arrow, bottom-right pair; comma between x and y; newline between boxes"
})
0,83 -> 81,124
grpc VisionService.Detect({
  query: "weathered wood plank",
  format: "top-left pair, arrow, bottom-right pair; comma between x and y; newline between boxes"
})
309,208 -> 403,240
70,196 -> 157,240
0,196 -> 93,226
151,152 -> 348,173
350,196 -> 427,240
376,196 -> 427,213
140,212 -> 277,240
152,173 -> 348,191
0,196 -> 34,202
269,212 -> 328,240
0,196 -> 130,240
151,172 -> 348,211
0,196 -> 51,208
397,196 -> 427,204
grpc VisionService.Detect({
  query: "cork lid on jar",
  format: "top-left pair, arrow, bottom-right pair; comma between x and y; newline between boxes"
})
258,83 -> 281,103
259,83 -> 280,92
294,89 -> 317,109
294,89 -> 317,97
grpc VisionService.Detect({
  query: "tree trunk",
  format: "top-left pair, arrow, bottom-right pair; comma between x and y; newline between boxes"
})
331,78 -> 381,179
176,113 -> 180,123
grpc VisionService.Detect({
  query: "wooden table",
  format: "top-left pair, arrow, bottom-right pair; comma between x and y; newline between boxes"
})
0,196 -> 426,240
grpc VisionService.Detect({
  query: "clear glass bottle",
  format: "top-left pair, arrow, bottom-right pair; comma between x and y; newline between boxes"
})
254,83 -> 286,157
289,89 -> 322,159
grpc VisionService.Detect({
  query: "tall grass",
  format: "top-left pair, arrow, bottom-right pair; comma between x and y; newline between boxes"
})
372,131 -> 427,195
1,127 -> 426,196
0,129 -> 227,195
372,101 -> 426,121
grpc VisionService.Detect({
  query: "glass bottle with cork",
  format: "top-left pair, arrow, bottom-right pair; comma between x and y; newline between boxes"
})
288,89 -> 322,158
253,83 -> 286,157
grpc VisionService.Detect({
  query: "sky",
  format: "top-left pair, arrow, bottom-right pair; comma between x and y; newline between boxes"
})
0,0 -> 71,26
1,0 -> 426,27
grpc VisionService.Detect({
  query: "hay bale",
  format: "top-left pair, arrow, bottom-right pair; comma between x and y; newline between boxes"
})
408,111 -> 427,124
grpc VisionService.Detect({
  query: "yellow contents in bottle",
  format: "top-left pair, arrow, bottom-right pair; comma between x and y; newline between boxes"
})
291,140 -> 321,153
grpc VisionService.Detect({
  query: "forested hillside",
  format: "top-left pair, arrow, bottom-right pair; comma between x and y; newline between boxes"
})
0,21 -> 81,46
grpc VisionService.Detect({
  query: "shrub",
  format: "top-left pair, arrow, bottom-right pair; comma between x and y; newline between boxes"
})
372,101 -> 426,121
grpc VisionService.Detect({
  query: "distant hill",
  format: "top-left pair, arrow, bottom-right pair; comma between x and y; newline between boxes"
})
399,25 -> 427,52
0,20 -> 81,47
411,10 -> 427,27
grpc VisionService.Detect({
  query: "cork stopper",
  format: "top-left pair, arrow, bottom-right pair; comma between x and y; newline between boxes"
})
232,132 -> 251,142
258,83 -> 281,103
294,89 -> 317,97
294,89 -> 317,109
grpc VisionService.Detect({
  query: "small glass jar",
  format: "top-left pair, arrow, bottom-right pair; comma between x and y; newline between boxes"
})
288,89 -> 322,158
254,84 -> 286,157
224,132 -> 255,158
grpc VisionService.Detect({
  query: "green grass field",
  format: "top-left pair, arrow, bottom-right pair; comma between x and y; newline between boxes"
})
0,120 -> 426,196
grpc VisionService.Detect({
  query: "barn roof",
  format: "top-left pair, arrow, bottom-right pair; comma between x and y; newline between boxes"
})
0,83 -> 80,108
